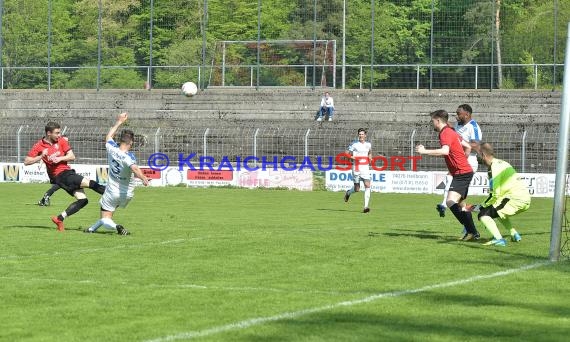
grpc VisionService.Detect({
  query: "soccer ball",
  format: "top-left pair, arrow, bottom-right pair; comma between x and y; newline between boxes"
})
181,81 -> 198,97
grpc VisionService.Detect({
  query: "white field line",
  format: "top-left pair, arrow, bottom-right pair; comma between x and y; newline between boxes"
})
144,261 -> 550,342
0,275 -> 364,296
0,238 -> 192,261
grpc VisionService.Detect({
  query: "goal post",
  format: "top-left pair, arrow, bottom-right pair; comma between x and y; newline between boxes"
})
549,22 -> 570,261
209,39 -> 336,88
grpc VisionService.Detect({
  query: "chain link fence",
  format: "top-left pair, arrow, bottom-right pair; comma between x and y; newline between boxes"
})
0,0 -> 568,90
2,123 -> 562,173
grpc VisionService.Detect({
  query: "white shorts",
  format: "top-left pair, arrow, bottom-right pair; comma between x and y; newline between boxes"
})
100,191 -> 132,212
352,170 -> 371,184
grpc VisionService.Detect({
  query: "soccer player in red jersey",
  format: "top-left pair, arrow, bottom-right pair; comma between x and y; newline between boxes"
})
415,110 -> 480,240
25,122 -> 106,231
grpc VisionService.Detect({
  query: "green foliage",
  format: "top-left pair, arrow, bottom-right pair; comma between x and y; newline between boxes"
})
347,0 -> 432,65
506,0 -> 569,62
0,0 -> 566,89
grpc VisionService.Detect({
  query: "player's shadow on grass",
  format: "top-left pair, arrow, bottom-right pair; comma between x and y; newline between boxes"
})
513,230 -> 550,237
459,241 -> 551,259
10,225 -> 96,233
316,208 -> 352,212
380,230 -> 443,240
11,225 -> 57,231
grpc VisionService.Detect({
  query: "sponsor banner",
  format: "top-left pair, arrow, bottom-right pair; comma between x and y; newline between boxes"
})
1,162 -> 566,197
521,173 -> 557,197
387,171 -> 432,193
138,167 -> 163,187
141,167 -> 162,180
186,169 -> 235,187
188,169 -> 233,181
466,172 -> 559,198
439,172 -> 561,198
1,163 -> 23,182
0,163 -> 163,187
93,165 -> 162,187
326,169 -> 389,192
328,170 -> 564,197
236,169 -> 313,190
20,163 -> 49,183
95,166 -> 109,185
71,164 -> 98,181
433,172 -> 490,195
326,169 -> 431,193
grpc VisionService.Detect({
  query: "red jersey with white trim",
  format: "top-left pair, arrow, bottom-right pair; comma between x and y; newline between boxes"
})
439,126 -> 472,175
27,137 -> 71,178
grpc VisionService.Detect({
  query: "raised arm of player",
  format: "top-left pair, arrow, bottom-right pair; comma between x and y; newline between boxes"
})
106,112 -> 128,142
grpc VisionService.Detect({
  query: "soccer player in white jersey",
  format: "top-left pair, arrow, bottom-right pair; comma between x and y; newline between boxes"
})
437,105 -> 482,233
343,128 -> 372,213
85,112 -> 149,235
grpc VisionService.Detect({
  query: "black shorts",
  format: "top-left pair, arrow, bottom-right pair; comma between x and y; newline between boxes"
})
449,172 -> 474,200
55,169 -> 84,196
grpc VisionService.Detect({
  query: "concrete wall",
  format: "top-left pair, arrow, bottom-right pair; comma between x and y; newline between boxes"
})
0,88 -> 562,130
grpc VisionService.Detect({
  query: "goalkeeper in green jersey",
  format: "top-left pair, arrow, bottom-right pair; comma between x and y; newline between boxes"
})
472,143 -> 531,246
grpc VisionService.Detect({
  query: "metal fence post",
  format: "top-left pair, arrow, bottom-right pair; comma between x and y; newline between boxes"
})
475,65 -> 478,89
359,65 -> 363,89
203,128 -> 210,156
304,128 -> 311,156
16,125 -> 24,163
253,128 -> 259,158
222,42 -> 226,87
534,64 -> 538,89
154,127 -> 161,153
416,65 -> 420,89
521,130 -> 527,172
410,129 -> 416,170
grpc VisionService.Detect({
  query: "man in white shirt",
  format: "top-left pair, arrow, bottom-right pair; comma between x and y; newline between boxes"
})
316,91 -> 334,121
84,112 -> 149,235
343,128 -> 372,213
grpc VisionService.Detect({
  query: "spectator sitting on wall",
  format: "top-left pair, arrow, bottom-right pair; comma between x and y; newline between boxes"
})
316,91 -> 334,121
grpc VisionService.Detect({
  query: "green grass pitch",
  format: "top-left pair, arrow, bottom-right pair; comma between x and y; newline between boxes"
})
1,183 -> 569,341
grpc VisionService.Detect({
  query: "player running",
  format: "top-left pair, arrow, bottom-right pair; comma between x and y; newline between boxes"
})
343,128 -> 373,213
25,122 -> 106,231
416,110 -> 480,240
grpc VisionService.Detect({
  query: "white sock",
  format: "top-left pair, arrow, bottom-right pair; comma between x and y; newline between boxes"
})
101,217 -> 117,230
88,219 -> 103,232
364,188 -> 371,208
347,186 -> 356,195
441,175 -> 452,206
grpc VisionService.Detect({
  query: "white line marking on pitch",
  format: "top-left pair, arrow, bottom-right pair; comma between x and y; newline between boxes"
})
0,238 -> 193,261
0,276 -> 362,296
144,261 -> 550,342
